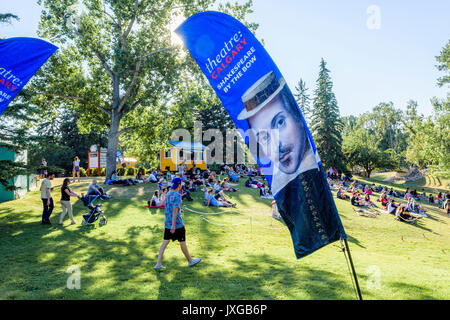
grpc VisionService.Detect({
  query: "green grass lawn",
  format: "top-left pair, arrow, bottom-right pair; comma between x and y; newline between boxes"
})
0,176 -> 449,300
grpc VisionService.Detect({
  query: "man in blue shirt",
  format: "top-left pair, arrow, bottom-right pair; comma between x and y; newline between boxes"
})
154,177 -> 201,270
87,179 -> 109,199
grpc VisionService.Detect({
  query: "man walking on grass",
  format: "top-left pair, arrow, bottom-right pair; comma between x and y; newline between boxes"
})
40,172 -> 55,225
154,177 -> 201,270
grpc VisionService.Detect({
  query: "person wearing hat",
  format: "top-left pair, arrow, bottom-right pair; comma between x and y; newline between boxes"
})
239,71 -> 318,196
240,71 -> 345,258
154,177 -> 201,270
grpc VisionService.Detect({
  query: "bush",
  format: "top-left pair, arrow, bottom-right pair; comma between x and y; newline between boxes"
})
88,167 -> 105,176
80,167 -> 88,177
117,167 -> 125,176
126,167 -> 138,176
208,163 -> 222,173
42,165 -> 65,177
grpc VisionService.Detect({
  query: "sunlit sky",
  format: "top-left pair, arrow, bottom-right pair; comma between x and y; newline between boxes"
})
1,0 -> 449,117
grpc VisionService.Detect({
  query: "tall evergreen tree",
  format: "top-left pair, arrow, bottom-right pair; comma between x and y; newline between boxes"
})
310,59 -> 345,170
294,78 -> 311,124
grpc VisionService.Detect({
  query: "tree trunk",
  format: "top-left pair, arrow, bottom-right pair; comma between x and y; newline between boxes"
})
106,110 -> 121,180
105,75 -> 121,181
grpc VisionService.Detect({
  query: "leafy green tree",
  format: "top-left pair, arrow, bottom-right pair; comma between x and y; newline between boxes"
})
343,129 -> 397,178
404,99 -> 450,172
358,102 -> 408,166
310,58 -> 345,170
341,115 -> 359,137
403,39 -> 450,174
0,89 -> 41,190
32,0 -> 255,180
28,107 -> 108,175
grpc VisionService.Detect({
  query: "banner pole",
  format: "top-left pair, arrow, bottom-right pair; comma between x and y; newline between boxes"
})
344,238 -> 363,300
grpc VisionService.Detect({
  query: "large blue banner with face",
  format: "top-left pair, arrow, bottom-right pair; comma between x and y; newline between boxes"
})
177,11 -> 346,258
0,37 -> 58,116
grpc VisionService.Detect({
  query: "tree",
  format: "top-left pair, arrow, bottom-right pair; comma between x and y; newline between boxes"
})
0,13 -> 33,191
310,58 -> 345,170
294,78 -> 311,124
32,0 -> 256,179
403,39 -> 450,173
28,107 -> 108,175
342,129 -> 397,178
0,90 -> 40,190
358,102 -> 408,165
0,13 -> 19,26
436,39 -> 450,88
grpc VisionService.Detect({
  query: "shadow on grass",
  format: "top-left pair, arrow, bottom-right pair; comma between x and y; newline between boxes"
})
154,253 -> 355,300
0,178 -> 447,300
346,234 -> 365,249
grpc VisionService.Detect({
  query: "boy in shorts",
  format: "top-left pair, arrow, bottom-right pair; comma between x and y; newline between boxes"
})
154,177 -> 201,270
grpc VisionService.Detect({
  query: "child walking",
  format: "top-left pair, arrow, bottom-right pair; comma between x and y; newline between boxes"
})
154,177 -> 201,270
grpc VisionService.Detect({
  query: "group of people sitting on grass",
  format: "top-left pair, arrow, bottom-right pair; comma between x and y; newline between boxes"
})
329,173 -> 450,217
145,163 -> 270,209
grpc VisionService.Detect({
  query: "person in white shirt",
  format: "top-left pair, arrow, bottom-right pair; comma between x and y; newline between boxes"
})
40,172 -> 55,224
147,172 -> 158,183
178,162 -> 186,175
149,190 -> 162,207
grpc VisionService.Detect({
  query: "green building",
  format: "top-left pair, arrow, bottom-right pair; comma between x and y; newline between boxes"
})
0,148 -> 37,203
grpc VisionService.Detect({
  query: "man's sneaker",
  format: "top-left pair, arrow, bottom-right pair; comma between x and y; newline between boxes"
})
154,264 -> 166,271
188,257 -> 202,267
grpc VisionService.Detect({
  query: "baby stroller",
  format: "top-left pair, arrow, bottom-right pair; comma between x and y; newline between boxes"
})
80,194 -> 107,226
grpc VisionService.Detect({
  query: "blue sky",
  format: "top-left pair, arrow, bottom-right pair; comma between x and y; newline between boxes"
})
1,0 -> 449,117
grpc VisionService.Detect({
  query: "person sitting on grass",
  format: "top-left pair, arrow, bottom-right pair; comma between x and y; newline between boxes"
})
149,190 -> 164,208
213,180 -> 223,194
443,192 -> 450,214
350,191 -> 364,207
259,183 -> 272,199
437,192 -> 443,206
154,177 -> 201,271
205,189 -> 235,207
428,193 -> 435,204
363,194 -> 376,207
146,170 -> 159,183
160,187 -> 169,207
135,170 -> 145,183
227,169 -> 239,183
245,176 -> 260,189
221,177 -> 237,192
387,198 -> 398,215
111,170 -> 136,186
395,206 -> 418,222
211,181 -> 235,205
337,187 -> 350,200
404,188 -> 412,200
406,197 -> 427,216
363,185 -> 372,195
380,192 -> 388,207
87,179 -> 110,199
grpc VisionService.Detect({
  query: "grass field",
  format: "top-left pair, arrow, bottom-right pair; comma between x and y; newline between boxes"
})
0,175 -> 449,300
